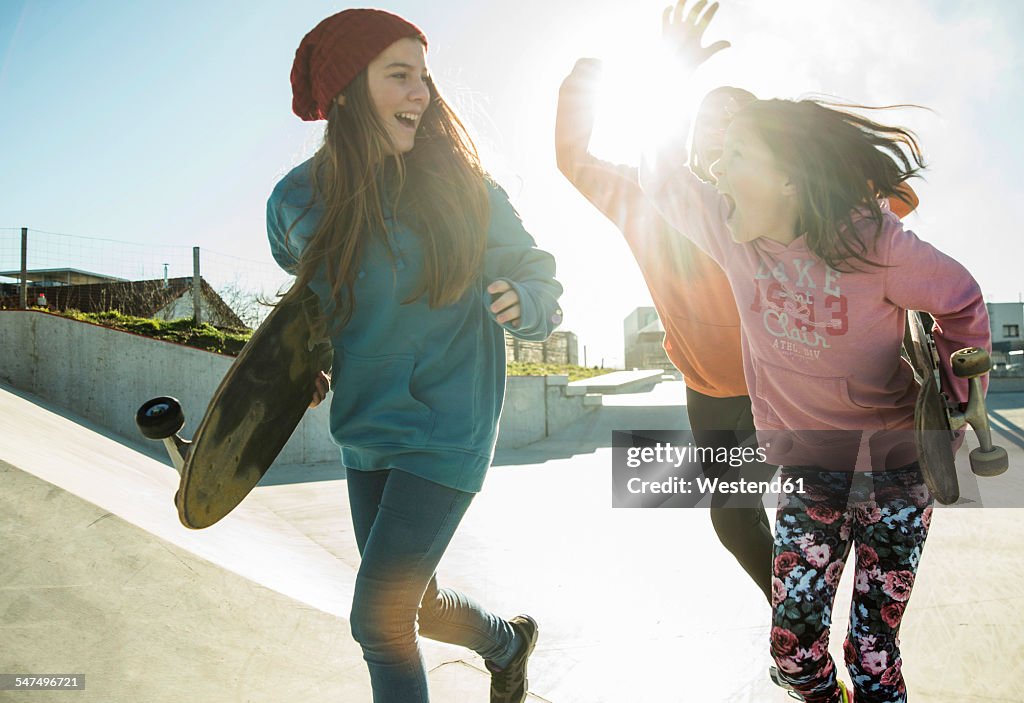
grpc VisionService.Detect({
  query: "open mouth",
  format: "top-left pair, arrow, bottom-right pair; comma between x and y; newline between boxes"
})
395,112 -> 419,130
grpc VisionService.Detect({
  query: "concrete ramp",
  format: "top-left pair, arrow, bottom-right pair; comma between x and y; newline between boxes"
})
567,369 -> 666,394
0,383 -> 540,702
4,379 -> 1024,702
0,459 -> 373,703
0,382 -> 356,617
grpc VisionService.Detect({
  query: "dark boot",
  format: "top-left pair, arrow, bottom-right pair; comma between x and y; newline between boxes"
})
486,615 -> 538,703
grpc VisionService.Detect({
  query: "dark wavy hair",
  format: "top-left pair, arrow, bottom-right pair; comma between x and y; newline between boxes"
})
733,99 -> 925,271
283,56 -> 489,329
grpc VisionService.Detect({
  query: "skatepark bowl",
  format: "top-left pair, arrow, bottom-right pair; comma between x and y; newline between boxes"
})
2,378 -> 1023,703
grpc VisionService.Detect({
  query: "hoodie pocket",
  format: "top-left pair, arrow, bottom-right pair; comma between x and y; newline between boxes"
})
753,359 -> 882,431
332,349 -> 435,446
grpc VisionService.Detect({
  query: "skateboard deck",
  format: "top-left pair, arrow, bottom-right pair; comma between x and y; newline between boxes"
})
903,310 -> 1008,505
904,310 -> 960,504
137,285 -> 332,528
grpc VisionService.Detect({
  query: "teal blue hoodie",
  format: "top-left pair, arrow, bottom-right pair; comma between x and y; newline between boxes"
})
267,159 -> 563,492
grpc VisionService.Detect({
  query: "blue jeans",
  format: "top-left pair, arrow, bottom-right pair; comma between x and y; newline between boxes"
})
346,468 -> 520,702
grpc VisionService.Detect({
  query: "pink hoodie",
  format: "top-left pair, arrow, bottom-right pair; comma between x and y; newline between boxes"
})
641,158 -> 990,469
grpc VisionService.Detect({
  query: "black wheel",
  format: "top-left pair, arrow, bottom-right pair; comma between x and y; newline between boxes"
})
136,397 -> 185,440
951,347 -> 990,378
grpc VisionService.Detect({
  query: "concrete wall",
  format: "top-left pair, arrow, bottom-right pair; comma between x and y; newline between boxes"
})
0,309 -> 334,466
0,311 -> 596,463
495,374 -> 601,448
544,375 -> 602,438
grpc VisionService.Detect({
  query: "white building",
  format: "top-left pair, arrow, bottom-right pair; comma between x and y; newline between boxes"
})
624,307 -> 674,371
987,301 -> 1024,368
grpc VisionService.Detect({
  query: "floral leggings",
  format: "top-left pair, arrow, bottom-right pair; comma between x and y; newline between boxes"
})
771,464 -> 933,703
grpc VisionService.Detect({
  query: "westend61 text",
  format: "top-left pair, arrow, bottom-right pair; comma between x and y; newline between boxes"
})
626,476 -> 806,495
624,442 -> 768,469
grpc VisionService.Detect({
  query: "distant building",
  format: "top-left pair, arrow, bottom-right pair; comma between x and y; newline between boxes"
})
0,267 -> 125,287
505,330 -> 578,366
624,307 -> 673,371
988,301 -> 1024,368
0,269 -> 245,329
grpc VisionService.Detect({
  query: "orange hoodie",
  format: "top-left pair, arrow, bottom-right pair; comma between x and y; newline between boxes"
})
559,158 -> 748,397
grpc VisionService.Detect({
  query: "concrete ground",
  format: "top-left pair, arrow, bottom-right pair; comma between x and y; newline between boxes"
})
1,380 -> 1022,702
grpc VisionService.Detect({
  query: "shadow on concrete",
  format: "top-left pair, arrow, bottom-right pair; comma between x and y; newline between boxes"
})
260,398 -> 692,481
988,411 -> 1024,451
259,462 -> 348,486
263,402 -> 691,478
983,392 -> 1024,451
492,402 -> 688,466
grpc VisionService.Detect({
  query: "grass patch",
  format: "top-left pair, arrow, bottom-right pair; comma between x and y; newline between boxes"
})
46,308 -> 252,356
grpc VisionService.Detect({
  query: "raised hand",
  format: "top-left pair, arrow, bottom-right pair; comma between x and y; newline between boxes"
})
662,0 -> 730,69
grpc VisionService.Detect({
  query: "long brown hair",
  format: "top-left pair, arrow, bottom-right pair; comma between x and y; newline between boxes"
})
283,62 -> 490,329
735,99 -> 925,271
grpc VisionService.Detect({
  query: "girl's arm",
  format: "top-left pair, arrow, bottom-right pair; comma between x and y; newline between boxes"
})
639,0 -> 733,263
266,167 -> 317,275
639,142 -> 731,264
555,58 -> 709,269
883,223 -> 991,405
266,191 -> 299,275
555,58 -> 642,221
484,182 -> 564,341
554,58 -> 602,185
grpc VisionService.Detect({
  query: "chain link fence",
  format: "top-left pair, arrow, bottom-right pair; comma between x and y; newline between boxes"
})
0,227 -> 291,329
1,227 -> 585,365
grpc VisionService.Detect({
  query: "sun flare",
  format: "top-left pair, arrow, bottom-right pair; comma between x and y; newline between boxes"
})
587,39 -> 704,166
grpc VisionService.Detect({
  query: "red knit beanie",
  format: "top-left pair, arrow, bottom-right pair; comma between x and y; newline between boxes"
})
291,9 -> 427,121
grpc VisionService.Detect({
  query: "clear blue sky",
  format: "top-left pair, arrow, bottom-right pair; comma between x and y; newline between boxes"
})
2,1 -> 1022,366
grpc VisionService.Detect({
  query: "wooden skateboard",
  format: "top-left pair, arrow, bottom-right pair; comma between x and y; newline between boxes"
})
904,310 -> 1007,504
135,285 -> 332,528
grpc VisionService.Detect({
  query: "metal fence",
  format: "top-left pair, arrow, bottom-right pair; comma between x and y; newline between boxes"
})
2,226 -> 586,365
0,227 -> 291,328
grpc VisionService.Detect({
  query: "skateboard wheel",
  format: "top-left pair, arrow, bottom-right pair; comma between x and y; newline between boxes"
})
969,445 -> 1008,477
136,396 -> 185,440
951,347 -> 990,378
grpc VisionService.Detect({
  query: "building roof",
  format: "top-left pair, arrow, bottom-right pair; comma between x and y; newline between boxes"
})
0,268 -> 126,285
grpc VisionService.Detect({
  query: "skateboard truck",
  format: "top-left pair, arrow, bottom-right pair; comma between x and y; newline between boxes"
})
909,310 -> 1009,504
949,348 -> 1009,477
136,396 -> 192,475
